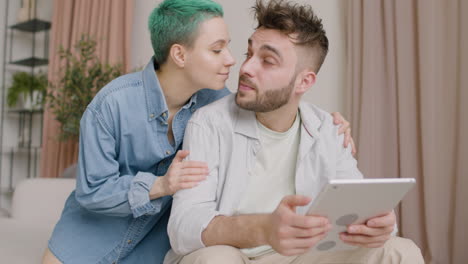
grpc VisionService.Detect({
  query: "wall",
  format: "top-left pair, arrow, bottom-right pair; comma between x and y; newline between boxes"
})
131,0 -> 348,113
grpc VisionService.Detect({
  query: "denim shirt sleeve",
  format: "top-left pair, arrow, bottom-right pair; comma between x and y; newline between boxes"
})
75,108 -> 166,218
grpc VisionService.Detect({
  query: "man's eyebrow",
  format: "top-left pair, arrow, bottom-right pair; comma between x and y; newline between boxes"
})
248,38 -> 282,59
261,44 -> 282,60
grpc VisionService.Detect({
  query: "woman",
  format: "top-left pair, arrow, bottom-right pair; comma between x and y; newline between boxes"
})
43,0 -> 353,263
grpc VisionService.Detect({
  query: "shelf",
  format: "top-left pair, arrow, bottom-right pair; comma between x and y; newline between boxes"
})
5,63 -> 47,72
7,108 -> 44,114
9,18 -> 51,33
10,57 -> 48,67
1,146 -> 42,153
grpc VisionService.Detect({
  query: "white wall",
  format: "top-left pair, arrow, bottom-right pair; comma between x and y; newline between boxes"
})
131,0 -> 347,114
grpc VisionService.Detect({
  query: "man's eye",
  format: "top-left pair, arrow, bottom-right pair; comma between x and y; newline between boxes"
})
213,50 -> 222,54
244,53 -> 251,58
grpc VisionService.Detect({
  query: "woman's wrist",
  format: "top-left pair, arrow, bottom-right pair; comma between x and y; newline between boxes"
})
149,176 -> 167,200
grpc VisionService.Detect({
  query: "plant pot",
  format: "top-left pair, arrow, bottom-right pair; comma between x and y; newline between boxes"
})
13,91 -> 43,111
17,0 -> 37,23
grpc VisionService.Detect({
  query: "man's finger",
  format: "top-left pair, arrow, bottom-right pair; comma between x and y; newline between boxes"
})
367,212 -> 395,228
281,195 -> 312,210
173,150 -> 190,162
287,232 -> 328,249
291,215 -> 329,229
347,224 -> 393,237
291,224 -> 332,237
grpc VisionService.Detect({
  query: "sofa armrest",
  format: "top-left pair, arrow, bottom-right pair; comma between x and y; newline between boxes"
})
11,178 -> 76,223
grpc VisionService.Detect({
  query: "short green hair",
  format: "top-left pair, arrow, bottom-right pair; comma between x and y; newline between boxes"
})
148,0 -> 224,66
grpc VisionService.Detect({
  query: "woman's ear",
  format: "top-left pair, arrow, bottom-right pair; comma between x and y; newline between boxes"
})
169,44 -> 186,68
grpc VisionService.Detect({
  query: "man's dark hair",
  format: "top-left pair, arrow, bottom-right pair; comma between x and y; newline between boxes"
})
253,0 -> 329,73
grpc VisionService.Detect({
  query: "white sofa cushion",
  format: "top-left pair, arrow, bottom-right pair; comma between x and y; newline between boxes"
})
0,178 -> 76,264
11,178 -> 76,223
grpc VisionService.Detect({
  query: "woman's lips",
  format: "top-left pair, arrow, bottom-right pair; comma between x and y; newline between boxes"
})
218,73 -> 230,80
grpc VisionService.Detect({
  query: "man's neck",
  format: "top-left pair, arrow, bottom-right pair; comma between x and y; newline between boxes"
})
157,66 -> 197,112
255,102 -> 300,133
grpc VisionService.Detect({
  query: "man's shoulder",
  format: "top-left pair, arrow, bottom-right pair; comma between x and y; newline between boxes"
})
300,102 -> 335,128
195,88 -> 231,108
190,94 -> 237,125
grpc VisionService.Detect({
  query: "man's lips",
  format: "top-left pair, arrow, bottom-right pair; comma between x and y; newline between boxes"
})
239,82 -> 255,91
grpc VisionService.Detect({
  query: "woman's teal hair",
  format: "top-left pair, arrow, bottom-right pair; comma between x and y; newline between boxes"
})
148,0 -> 224,66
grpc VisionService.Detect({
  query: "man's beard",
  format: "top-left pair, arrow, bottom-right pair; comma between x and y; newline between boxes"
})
236,74 -> 296,112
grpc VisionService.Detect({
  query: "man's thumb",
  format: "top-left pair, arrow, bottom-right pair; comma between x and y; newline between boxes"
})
281,195 -> 312,209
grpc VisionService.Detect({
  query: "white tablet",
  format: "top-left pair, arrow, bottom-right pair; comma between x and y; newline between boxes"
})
306,178 -> 416,252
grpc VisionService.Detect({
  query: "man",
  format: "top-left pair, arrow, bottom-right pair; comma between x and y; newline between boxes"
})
42,0 -> 352,263
166,0 -> 424,263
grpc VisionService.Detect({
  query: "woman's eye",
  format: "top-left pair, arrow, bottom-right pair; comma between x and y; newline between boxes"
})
213,50 -> 222,54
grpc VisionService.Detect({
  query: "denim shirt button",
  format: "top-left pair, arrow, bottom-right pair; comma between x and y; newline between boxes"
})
150,113 -> 155,118
127,239 -> 132,244
165,150 -> 171,155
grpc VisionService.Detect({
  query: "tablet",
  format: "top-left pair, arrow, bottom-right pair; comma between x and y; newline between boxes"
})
306,178 -> 416,252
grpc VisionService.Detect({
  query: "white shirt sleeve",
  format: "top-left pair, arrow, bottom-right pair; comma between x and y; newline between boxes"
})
167,119 -> 221,255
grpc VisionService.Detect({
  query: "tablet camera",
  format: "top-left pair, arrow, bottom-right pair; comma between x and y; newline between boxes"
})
316,240 -> 336,251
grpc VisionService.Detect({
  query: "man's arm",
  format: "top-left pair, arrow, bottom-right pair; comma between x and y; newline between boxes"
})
202,195 -> 331,256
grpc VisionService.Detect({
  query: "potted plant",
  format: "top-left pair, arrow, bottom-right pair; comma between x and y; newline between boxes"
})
47,34 -> 123,141
7,71 -> 48,110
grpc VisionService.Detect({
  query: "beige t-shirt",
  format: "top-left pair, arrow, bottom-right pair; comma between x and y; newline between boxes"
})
237,113 -> 301,258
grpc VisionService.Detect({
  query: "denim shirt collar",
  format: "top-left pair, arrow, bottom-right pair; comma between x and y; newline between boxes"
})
142,57 -> 198,122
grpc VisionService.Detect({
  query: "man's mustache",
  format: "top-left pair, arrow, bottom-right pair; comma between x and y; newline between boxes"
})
239,75 -> 257,90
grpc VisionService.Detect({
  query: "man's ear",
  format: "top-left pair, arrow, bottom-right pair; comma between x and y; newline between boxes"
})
295,69 -> 316,94
169,44 -> 186,68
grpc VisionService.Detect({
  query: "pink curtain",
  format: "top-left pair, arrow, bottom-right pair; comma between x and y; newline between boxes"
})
40,0 -> 134,178
347,0 -> 468,263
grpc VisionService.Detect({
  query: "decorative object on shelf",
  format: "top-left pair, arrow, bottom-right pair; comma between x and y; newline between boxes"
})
6,71 -> 47,110
47,34 -> 123,141
16,0 -> 37,23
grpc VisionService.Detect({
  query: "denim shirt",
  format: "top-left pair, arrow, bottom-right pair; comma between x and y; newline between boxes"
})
48,58 -> 230,264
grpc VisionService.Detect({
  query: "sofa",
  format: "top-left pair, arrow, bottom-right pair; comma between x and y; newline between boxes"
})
0,178 -> 76,264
